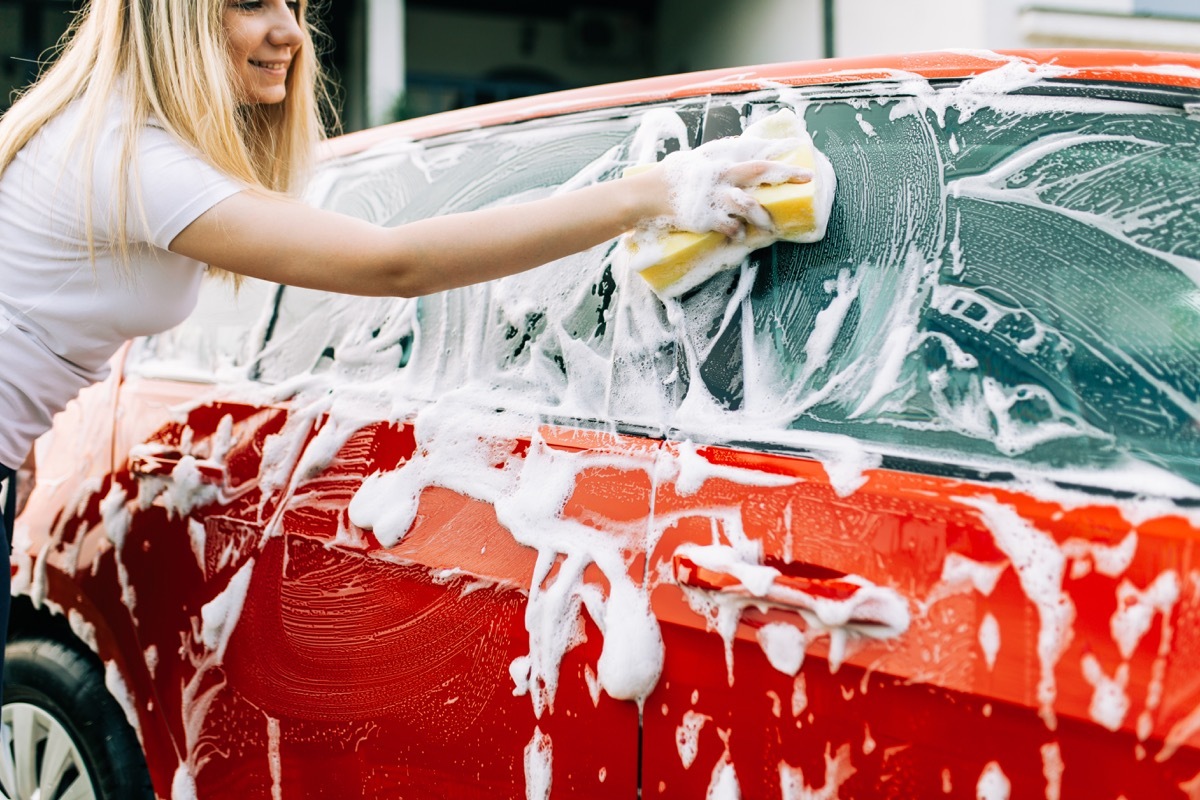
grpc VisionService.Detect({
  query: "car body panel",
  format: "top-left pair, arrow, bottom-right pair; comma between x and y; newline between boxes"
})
331,49 -> 1200,158
643,442 -> 1200,797
11,49 -> 1200,799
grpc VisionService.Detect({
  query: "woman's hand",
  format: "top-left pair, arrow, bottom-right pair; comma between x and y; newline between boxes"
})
656,136 -> 814,239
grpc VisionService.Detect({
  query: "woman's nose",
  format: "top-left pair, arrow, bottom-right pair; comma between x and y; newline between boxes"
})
269,4 -> 304,47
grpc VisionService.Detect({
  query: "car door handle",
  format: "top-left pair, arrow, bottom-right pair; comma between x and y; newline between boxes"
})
129,451 -> 226,482
671,553 -> 910,637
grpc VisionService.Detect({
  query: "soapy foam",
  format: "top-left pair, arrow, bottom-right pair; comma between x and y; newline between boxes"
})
105,660 -> 141,736
199,558 -> 255,664
778,743 -> 856,800
1041,742 -> 1063,800
706,730 -> 741,800
619,108 -> 836,299
958,497 -> 1074,730
676,710 -> 708,769
978,613 -> 1000,671
1081,653 -> 1130,732
524,728 -> 553,800
976,761 -> 1011,800
32,55 -> 1200,798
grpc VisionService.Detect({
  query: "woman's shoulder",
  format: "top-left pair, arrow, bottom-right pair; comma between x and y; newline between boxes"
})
28,95 -> 124,158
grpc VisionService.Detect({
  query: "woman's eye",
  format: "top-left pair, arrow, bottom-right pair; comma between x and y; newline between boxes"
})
230,0 -> 300,16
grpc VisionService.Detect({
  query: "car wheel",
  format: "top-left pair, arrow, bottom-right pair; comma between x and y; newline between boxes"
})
0,638 -> 153,800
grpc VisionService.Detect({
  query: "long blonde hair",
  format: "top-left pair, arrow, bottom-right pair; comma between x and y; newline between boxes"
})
0,0 -> 336,268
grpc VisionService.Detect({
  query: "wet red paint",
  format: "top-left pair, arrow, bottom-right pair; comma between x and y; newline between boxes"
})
12,52 -> 1200,800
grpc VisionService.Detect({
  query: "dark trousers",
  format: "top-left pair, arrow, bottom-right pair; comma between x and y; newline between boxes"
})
0,464 -> 12,693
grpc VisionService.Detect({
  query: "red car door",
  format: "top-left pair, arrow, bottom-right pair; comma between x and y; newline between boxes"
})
106,278 -> 314,795
640,83 -> 1200,798
223,418 -> 656,797
643,442 -> 1200,798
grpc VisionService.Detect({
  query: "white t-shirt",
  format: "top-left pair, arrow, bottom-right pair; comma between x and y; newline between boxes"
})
0,100 -> 242,468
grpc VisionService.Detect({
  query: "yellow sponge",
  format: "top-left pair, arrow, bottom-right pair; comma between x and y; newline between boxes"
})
620,110 -> 835,298
752,143 -> 821,238
628,230 -> 726,295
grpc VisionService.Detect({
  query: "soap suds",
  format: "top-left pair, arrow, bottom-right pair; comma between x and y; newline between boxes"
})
104,661 -> 141,735
756,622 -> 806,676
706,731 -> 741,800
1081,653 -> 1130,731
1041,742 -> 1063,800
524,727 -> 553,800
676,710 -> 708,769
976,761 -> 1011,800
779,743 -> 856,800
978,613 -> 1000,670
27,54 -> 1200,800
959,497 -> 1074,729
199,558 -> 255,663
1111,571 -> 1179,660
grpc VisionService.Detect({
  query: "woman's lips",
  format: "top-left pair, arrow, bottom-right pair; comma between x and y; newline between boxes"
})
250,59 -> 290,75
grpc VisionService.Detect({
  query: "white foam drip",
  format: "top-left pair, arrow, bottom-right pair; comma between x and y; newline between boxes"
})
958,497 -> 1074,730
1081,653 -> 1130,732
1041,742 -> 1063,800
524,727 -> 553,800
976,761 -> 1011,800
1111,571 -> 1179,660
199,557 -> 255,664
779,743 -> 856,800
757,622 -> 806,676
706,731 -> 741,800
676,710 -> 708,769
674,541 -> 910,679
978,613 -> 1000,671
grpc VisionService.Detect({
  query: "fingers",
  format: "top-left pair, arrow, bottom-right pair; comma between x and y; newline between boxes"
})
705,189 -> 771,240
727,187 -> 773,230
656,136 -> 815,236
712,216 -> 744,239
723,160 -> 813,188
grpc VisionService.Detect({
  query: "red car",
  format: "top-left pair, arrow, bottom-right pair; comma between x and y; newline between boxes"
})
8,49 -> 1200,799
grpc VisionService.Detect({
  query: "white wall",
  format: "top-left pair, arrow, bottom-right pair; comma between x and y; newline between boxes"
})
981,0 -> 1200,52
654,0 -> 989,73
367,0 -> 405,127
832,0 -> 987,57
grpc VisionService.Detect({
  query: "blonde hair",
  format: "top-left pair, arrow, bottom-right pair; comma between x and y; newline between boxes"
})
0,0 -> 336,270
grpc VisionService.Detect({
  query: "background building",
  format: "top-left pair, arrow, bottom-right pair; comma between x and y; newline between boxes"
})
3,0 -> 1200,132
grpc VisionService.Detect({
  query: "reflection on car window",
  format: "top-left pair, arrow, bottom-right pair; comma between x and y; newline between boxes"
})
126,275 -> 276,383
257,102 -> 706,415
248,81 -> 1200,485
685,89 -> 1200,482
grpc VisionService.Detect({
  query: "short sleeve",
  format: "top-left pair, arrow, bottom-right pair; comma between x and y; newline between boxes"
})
106,124 -> 244,250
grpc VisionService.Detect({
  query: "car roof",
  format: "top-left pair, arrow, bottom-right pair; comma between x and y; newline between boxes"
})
327,49 -> 1200,158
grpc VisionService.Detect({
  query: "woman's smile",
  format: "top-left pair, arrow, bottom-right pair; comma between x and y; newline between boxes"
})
224,0 -> 303,104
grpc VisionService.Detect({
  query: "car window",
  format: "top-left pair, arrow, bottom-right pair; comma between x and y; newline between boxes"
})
125,274 -> 277,382
681,87 -> 1200,482
255,102 -> 707,423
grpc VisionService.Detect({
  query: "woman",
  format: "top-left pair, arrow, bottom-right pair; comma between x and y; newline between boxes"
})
0,0 -> 807,676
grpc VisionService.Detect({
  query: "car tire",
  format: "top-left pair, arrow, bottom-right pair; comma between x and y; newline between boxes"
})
1,637 -> 153,800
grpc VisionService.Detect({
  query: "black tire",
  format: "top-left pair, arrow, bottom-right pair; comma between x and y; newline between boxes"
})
1,637 -> 153,800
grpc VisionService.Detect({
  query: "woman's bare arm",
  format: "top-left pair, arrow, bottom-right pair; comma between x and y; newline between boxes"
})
171,169 -> 673,298
171,158 -> 809,298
